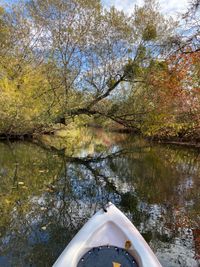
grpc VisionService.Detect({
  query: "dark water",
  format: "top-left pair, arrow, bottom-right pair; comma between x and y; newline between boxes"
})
0,128 -> 199,267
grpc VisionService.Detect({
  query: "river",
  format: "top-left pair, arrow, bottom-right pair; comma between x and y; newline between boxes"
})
0,128 -> 199,267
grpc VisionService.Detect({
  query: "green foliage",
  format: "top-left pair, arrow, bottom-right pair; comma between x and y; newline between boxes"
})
123,60 -> 143,79
148,59 -> 169,71
0,64 -> 60,134
142,24 -> 157,41
0,0 -> 198,142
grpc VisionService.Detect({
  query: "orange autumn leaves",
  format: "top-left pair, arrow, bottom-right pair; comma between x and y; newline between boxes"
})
147,50 -> 200,116
136,49 -> 200,137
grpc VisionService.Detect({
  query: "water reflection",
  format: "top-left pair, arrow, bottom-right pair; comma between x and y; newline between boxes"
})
0,129 -> 199,267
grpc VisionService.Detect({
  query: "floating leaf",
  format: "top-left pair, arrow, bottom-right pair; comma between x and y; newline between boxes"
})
39,170 -> 45,173
18,181 -> 24,185
5,199 -> 11,204
22,186 -> 28,189
45,188 -> 54,192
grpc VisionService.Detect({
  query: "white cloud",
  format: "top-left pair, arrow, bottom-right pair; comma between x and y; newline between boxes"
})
102,0 -> 137,14
102,0 -> 189,17
159,0 -> 188,16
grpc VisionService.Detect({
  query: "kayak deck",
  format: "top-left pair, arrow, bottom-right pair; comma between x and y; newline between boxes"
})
53,203 -> 162,267
77,246 -> 139,267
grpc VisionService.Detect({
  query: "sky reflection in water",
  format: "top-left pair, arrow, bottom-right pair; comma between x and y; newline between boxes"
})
0,128 -> 199,267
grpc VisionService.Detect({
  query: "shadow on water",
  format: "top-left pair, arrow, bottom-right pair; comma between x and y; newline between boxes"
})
0,128 -> 199,267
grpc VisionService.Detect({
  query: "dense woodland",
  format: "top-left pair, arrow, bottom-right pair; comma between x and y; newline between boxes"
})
0,0 -> 199,142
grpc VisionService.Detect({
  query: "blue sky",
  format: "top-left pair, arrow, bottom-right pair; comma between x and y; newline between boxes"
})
1,0 -> 189,17
103,0 -> 189,17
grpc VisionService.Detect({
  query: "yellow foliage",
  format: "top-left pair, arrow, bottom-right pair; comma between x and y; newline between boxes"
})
0,62 -> 64,134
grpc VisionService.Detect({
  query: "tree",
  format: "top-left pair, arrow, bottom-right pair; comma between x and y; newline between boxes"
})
0,3 -> 67,135
176,0 -> 200,54
1,0 -> 198,139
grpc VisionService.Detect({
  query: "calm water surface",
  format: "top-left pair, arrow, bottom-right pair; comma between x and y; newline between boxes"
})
0,128 -> 199,267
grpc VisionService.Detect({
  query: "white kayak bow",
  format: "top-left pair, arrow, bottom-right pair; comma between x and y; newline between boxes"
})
53,202 -> 162,267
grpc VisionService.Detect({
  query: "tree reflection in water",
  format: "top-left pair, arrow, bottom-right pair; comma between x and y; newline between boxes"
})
0,131 -> 199,267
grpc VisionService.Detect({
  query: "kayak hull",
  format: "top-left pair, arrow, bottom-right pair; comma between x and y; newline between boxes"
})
53,203 -> 162,267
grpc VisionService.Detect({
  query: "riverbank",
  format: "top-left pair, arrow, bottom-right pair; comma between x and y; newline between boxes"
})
151,139 -> 200,150
0,123 -> 200,151
86,124 -> 200,150
0,123 -> 66,141
147,135 -> 200,150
